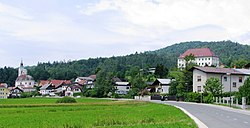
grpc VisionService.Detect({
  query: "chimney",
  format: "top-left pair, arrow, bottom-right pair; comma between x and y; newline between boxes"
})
234,65 -> 236,69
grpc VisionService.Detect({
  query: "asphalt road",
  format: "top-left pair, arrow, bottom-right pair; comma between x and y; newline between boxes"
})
151,100 -> 250,128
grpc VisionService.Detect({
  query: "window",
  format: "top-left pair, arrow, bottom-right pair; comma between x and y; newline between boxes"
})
126,87 -> 130,89
208,58 -> 210,60
224,77 -> 227,81
239,77 -> 243,83
202,58 -> 204,61
197,76 -> 201,82
205,58 -> 207,60
197,86 -> 201,92
233,82 -> 237,87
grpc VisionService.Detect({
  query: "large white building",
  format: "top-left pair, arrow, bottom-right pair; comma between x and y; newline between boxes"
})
15,61 -> 35,90
178,48 -> 219,69
192,67 -> 250,93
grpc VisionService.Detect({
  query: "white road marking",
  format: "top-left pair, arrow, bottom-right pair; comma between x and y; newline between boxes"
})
233,118 -> 237,121
226,116 -> 230,118
243,121 -> 248,124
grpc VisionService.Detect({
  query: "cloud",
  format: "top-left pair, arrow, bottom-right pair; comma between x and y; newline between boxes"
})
81,0 -> 250,42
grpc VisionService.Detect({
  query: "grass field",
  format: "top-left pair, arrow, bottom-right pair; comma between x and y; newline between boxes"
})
0,98 -> 197,128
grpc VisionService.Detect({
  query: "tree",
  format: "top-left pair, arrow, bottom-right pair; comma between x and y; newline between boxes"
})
184,54 -> 195,65
154,64 -> 168,78
204,77 -> 223,96
238,77 -> 250,104
230,58 -> 248,68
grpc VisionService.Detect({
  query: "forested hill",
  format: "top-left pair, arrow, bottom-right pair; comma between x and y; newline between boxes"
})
153,40 -> 250,66
1,40 -> 250,86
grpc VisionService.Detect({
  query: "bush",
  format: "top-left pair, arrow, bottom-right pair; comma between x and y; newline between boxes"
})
56,97 -> 77,103
20,92 -> 33,98
84,90 -> 98,97
185,92 -> 201,103
203,93 -> 214,103
73,92 -> 83,97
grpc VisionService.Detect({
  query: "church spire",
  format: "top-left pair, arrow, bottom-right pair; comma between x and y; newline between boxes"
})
20,59 -> 23,67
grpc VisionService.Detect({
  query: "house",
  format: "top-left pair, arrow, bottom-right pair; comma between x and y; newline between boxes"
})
9,86 -> 23,98
65,84 -> 82,97
39,80 -> 71,93
114,82 -> 131,94
178,48 -> 219,69
148,79 -> 172,94
0,83 -> 10,99
191,66 -> 250,93
75,76 -> 95,89
39,83 -> 54,95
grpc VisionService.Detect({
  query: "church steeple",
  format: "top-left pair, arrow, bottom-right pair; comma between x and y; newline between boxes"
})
18,59 -> 27,76
20,59 -> 23,67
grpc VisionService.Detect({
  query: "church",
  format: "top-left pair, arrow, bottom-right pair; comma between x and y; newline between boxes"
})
15,61 -> 35,92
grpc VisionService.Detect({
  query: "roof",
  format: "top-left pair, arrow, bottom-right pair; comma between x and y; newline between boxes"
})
235,69 -> 250,75
67,85 -> 82,90
0,83 -> 8,88
39,80 -> 71,88
89,75 -> 96,80
39,80 -> 50,86
113,77 -> 122,82
192,66 -> 250,75
16,75 -> 34,81
115,82 -> 130,86
156,79 -> 171,85
77,77 -> 94,81
40,83 -> 52,90
178,48 -> 217,59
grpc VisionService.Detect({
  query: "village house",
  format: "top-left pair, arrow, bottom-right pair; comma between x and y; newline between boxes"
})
65,84 -> 82,97
9,86 -> 23,98
39,80 -> 71,94
114,82 -> 131,94
0,83 -> 10,99
148,79 -> 172,94
75,75 -> 96,89
191,66 -> 250,93
178,48 -> 219,69
39,83 -> 54,95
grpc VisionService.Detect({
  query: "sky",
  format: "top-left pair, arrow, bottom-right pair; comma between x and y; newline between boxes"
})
0,0 -> 250,68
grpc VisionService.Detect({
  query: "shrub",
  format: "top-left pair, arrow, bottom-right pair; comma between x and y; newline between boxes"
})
56,97 -> 77,103
203,93 -> 214,103
185,92 -> 201,103
20,92 -> 32,98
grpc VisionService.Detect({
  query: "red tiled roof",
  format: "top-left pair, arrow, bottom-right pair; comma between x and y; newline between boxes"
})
178,48 -> 217,59
39,80 -> 50,86
39,80 -> 71,88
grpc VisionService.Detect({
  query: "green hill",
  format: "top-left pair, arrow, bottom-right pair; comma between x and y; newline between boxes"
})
153,40 -> 250,66
1,40 -> 250,85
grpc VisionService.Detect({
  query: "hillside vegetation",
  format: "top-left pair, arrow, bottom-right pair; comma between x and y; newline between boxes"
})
1,40 -> 250,85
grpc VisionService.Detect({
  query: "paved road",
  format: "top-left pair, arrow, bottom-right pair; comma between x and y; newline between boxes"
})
151,101 -> 250,128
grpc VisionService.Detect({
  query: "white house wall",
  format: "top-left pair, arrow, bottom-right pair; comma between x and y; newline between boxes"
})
193,69 -> 208,92
193,69 -> 249,93
115,86 -> 130,94
178,57 -> 219,69
161,86 -> 169,94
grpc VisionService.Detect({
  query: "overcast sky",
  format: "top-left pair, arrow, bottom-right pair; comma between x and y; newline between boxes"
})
0,0 -> 250,68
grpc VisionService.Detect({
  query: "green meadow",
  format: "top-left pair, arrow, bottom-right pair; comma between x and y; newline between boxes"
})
0,98 -> 197,128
